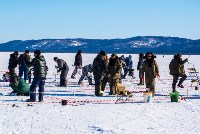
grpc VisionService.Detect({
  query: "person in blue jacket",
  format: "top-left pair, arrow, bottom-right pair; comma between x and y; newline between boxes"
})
18,50 -> 31,83
124,55 -> 134,78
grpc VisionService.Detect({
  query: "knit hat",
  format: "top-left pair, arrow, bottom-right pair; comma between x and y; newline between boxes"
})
177,53 -> 182,57
139,53 -> 144,58
13,51 -> 19,55
25,50 -> 29,54
54,57 -> 58,61
77,49 -> 82,54
34,50 -> 41,55
99,50 -> 106,56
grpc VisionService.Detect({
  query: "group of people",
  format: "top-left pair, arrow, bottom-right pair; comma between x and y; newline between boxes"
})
8,50 -> 47,102
91,51 -> 159,96
7,49 -> 189,101
92,51 -> 188,97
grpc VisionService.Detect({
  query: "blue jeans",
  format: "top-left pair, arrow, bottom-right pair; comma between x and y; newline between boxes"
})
19,66 -> 29,80
30,77 -> 45,101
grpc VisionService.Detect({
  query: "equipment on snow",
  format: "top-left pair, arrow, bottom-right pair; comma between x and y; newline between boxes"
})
170,91 -> 179,102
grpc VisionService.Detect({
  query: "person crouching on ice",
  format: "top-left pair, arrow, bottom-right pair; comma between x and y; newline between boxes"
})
142,52 -> 160,97
54,57 -> 69,87
78,64 -> 94,85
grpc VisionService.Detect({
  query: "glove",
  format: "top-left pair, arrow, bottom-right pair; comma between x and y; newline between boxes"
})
157,73 -> 160,78
57,70 -> 60,73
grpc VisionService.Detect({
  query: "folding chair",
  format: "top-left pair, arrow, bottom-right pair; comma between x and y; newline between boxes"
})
115,83 -> 133,103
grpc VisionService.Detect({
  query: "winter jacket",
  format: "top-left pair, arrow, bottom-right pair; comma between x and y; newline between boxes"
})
56,59 -> 69,72
125,57 -> 133,69
169,57 -> 188,76
108,58 -> 122,80
74,53 -> 82,66
11,78 -> 29,96
137,57 -> 144,70
29,55 -> 47,77
142,60 -> 159,78
8,54 -> 19,69
82,64 -> 93,74
93,54 -> 107,76
18,54 -> 31,67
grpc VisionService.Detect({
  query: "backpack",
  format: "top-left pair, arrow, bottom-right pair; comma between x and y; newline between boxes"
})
169,59 -> 179,75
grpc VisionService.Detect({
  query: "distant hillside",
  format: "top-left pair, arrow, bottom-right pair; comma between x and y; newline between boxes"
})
0,36 -> 200,54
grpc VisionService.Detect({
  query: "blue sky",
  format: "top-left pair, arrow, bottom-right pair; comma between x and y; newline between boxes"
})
0,0 -> 200,43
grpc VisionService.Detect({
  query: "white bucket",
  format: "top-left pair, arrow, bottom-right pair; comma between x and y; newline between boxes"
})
143,92 -> 153,103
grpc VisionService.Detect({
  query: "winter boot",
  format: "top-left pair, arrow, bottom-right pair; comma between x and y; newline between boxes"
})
38,92 -> 44,102
142,79 -> 144,85
177,84 -> 184,88
62,79 -> 67,87
26,99 -> 36,102
88,77 -> 94,85
109,86 -> 116,95
137,78 -> 144,85
95,85 -> 102,96
172,83 -> 176,92
71,75 -> 75,79
29,86 -> 36,101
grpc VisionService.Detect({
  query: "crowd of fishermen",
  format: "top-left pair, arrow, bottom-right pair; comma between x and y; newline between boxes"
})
5,49 -> 189,102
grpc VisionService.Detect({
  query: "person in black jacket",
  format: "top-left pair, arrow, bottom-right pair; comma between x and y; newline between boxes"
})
8,51 -> 19,84
93,50 -> 107,96
18,50 -> 31,83
26,50 -> 47,102
137,53 -> 144,85
54,57 -> 69,87
71,50 -> 82,79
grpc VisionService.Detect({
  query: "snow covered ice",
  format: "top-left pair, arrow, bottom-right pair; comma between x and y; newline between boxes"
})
0,52 -> 200,134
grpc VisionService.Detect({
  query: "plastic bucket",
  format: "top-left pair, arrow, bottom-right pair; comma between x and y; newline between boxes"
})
170,92 -> 179,102
143,92 -> 153,103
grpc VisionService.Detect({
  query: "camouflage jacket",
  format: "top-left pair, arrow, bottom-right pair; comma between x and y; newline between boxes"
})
29,55 -> 47,77
108,59 -> 122,79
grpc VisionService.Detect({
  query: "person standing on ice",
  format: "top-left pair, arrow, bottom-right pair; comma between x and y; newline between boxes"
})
137,53 -> 144,85
119,55 -> 126,79
71,50 -> 82,79
8,51 -> 19,84
124,55 -> 134,79
78,64 -> 94,85
26,50 -> 47,102
18,50 -> 31,83
142,52 -> 159,97
54,57 -> 69,87
169,53 -> 188,92
107,54 -> 122,95
93,50 -> 107,96
100,54 -> 110,93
